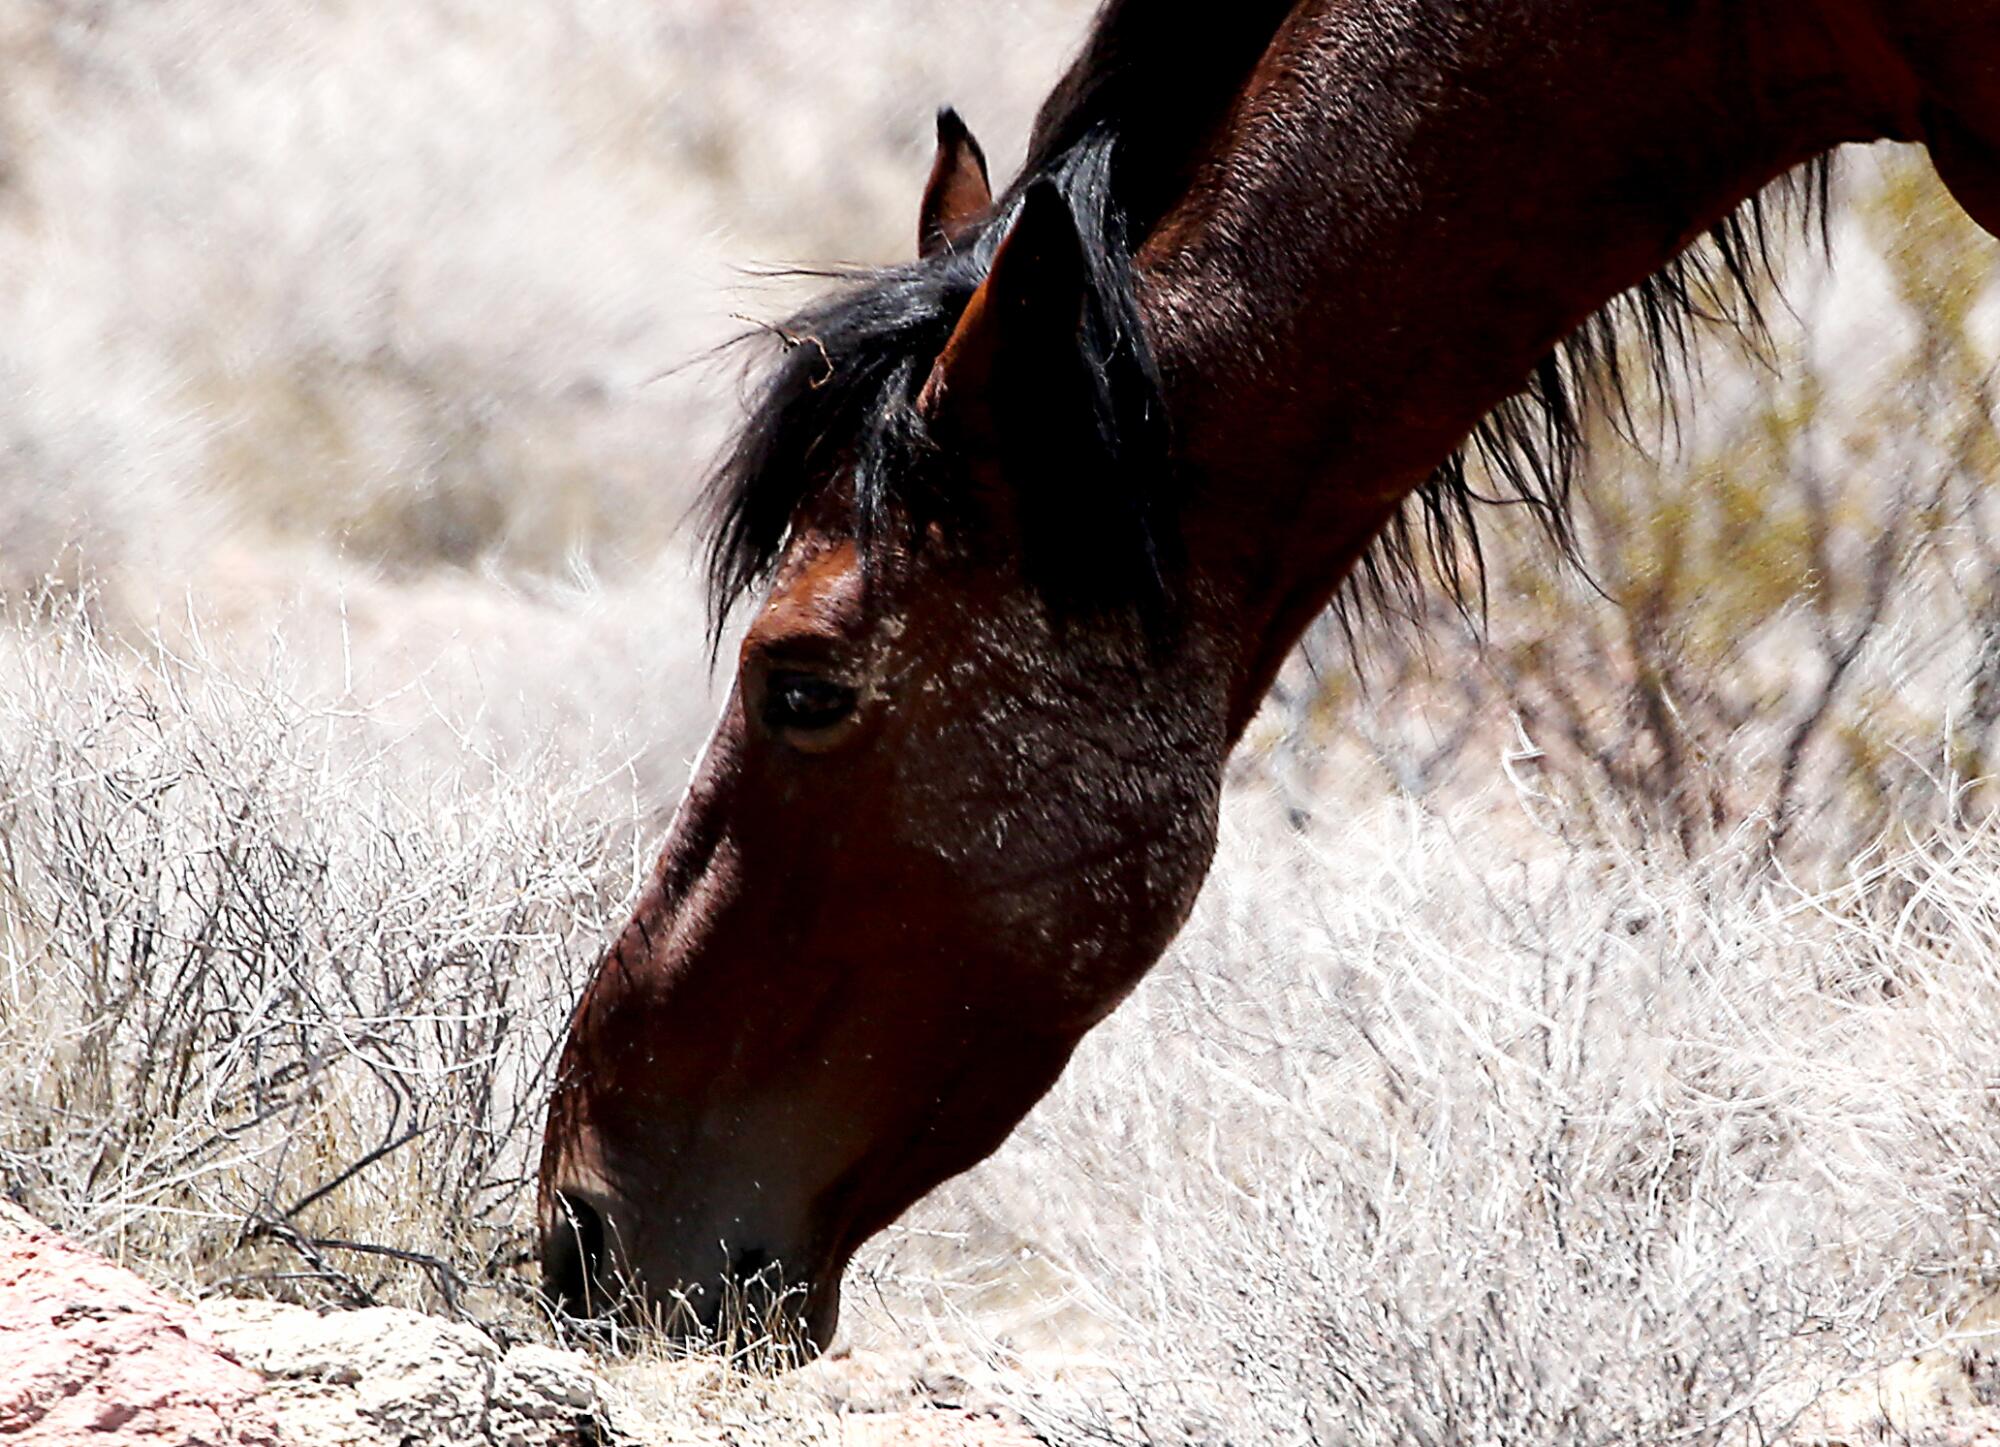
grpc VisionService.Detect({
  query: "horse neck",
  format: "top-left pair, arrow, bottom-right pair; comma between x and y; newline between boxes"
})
1018,0 -> 1300,228
1135,0 -> 1933,735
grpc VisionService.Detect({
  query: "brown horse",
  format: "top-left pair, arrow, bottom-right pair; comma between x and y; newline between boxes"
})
538,0 -> 2000,1348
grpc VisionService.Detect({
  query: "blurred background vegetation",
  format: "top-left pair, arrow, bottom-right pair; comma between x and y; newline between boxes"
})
0,0 -> 1093,592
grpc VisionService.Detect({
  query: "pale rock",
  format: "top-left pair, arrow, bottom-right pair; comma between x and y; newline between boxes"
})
199,1298 -> 613,1447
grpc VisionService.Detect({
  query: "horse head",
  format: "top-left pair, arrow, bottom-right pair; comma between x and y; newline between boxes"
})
535,111 -> 1229,1348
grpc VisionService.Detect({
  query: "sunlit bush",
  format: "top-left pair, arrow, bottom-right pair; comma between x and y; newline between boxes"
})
1274,153 -> 2000,869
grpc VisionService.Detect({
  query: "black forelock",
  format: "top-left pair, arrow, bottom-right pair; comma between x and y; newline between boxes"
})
701,127 -> 1171,649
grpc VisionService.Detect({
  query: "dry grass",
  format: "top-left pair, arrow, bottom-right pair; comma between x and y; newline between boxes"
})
869,792 -> 2000,1442
11,584 -> 1999,1444
0,591 -> 650,1321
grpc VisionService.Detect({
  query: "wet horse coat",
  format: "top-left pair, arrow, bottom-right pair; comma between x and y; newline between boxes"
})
539,0 -> 2000,1346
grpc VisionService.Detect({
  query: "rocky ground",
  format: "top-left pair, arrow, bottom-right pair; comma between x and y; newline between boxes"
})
11,1196 -> 2000,1446
0,1201 -> 1034,1445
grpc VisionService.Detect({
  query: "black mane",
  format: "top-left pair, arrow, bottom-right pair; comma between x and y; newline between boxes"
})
1351,156 -> 1835,623
702,127 -> 1168,644
704,105 -> 1832,645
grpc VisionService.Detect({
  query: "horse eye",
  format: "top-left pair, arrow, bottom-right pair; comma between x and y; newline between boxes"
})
761,670 -> 858,735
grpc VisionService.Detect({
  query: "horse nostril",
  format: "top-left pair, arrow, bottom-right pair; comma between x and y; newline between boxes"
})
544,1192 -> 608,1317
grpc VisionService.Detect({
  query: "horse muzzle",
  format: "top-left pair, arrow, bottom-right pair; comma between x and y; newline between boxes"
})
538,1180 -> 840,1353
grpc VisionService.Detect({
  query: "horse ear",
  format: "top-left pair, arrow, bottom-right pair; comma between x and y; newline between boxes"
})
917,178 -> 1086,439
918,107 -> 992,259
